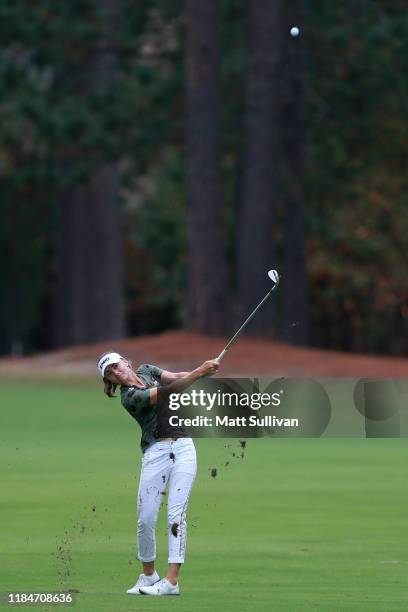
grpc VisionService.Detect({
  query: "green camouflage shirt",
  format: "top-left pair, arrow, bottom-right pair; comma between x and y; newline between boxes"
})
120,364 -> 163,453
120,364 -> 187,453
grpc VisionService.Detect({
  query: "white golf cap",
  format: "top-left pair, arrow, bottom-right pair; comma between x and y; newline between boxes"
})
97,352 -> 123,377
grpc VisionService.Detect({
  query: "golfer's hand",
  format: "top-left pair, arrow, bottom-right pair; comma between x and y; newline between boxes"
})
198,359 -> 219,377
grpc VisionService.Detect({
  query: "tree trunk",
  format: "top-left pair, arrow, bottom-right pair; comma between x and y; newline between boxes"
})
237,0 -> 282,336
53,0 -> 125,347
281,1 -> 307,345
54,166 -> 125,347
185,0 -> 228,334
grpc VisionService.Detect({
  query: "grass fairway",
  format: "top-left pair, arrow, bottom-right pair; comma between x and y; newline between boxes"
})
1,379 -> 407,611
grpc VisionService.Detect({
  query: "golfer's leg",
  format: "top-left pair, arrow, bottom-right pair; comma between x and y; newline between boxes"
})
167,440 -> 197,573
137,455 -> 170,563
167,471 -> 196,572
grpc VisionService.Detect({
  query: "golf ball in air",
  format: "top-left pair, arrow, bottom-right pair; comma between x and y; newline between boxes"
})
290,26 -> 300,37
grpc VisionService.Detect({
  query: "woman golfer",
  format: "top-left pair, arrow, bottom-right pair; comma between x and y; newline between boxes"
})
97,351 -> 219,596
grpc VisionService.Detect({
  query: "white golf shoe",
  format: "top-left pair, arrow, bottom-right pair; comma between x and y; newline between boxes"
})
139,577 -> 180,596
126,570 -> 160,594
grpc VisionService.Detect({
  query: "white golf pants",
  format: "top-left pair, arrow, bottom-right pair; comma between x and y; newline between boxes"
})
137,437 -> 197,564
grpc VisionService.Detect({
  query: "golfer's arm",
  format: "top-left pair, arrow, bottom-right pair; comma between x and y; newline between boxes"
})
149,369 -> 203,405
161,370 -> 190,384
149,388 -> 159,404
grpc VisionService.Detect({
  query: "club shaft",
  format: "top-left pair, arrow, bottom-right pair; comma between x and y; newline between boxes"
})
216,285 -> 277,362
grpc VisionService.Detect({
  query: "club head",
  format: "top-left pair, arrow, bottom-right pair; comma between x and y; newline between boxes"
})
268,269 -> 279,285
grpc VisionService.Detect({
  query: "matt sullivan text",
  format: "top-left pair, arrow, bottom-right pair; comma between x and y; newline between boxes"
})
168,415 -> 299,427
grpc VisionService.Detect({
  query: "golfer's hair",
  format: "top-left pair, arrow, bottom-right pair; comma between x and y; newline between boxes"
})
103,377 -> 117,398
98,351 -> 118,398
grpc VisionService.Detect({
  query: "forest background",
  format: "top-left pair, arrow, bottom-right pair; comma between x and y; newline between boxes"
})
1,0 -> 407,358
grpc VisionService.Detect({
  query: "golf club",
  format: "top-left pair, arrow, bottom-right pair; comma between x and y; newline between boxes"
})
216,269 -> 280,363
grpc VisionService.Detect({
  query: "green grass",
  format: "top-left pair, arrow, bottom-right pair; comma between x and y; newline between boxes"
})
0,379 -> 407,611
